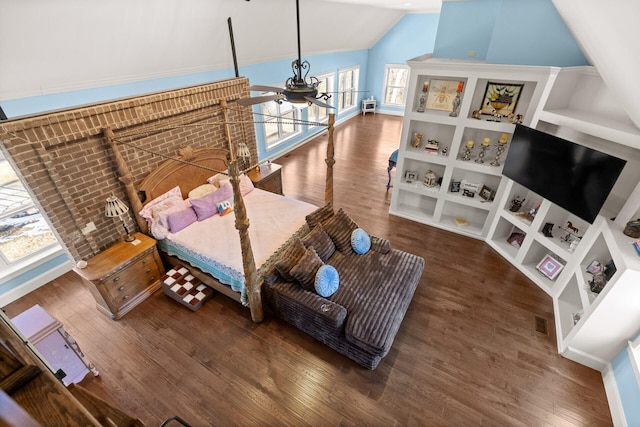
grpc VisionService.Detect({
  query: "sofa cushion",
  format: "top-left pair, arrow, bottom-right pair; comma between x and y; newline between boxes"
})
315,265 -> 340,297
275,239 -> 307,282
323,208 -> 359,255
351,228 -> 371,255
290,247 -> 324,292
306,202 -> 334,230
328,249 -> 424,355
302,224 -> 336,262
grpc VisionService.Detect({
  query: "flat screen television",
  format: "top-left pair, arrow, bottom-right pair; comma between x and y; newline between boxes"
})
502,125 -> 626,224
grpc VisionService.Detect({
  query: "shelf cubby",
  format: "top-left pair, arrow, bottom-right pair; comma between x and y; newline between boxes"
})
555,274 -> 583,341
440,200 -> 489,236
413,75 -> 468,115
456,127 -> 513,165
448,167 -> 502,200
401,158 -> 446,188
490,216 -> 526,261
393,189 -> 438,221
522,239 -> 567,287
405,120 -> 456,156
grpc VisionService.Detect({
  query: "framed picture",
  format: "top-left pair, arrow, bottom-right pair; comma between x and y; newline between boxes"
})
536,254 -> 564,280
586,260 -> 602,275
426,79 -> 464,112
450,180 -> 461,193
462,189 -> 475,198
404,171 -> 419,183
480,82 -> 524,116
479,185 -> 495,201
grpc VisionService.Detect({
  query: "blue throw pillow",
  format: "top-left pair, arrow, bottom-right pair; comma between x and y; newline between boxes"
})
315,265 -> 339,297
351,228 -> 371,255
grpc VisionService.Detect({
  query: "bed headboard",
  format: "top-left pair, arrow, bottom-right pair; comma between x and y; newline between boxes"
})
137,146 -> 229,204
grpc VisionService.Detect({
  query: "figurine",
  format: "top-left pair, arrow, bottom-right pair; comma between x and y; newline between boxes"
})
449,92 -> 461,117
423,170 -> 437,187
412,133 -> 423,148
472,109 -> 482,120
509,196 -> 525,212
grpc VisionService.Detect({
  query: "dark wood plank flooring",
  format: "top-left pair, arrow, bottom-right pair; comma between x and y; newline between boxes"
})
4,113 -> 612,426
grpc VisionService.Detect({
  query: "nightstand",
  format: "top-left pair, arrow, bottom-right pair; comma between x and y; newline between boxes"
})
73,233 -> 164,320
362,98 -> 376,115
247,163 -> 283,195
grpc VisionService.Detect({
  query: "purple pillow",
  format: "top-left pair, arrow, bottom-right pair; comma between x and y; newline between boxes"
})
167,207 -> 197,233
190,182 -> 234,220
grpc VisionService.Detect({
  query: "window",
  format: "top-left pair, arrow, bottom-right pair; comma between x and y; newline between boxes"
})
308,73 -> 335,125
337,66 -> 360,112
383,65 -> 409,106
0,153 -> 57,270
260,93 -> 301,149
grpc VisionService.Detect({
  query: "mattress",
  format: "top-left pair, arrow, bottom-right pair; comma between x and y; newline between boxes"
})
157,188 -> 316,298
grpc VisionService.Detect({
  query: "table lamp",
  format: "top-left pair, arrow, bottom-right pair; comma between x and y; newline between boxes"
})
105,196 -> 135,242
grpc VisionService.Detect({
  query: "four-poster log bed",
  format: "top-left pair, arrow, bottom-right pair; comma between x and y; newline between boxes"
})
103,105 -> 336,323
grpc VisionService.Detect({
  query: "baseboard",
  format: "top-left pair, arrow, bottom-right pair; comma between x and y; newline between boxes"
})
602,363 -> 628,426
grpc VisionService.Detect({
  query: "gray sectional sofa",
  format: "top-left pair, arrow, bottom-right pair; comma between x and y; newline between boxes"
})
263,204 -> 425,369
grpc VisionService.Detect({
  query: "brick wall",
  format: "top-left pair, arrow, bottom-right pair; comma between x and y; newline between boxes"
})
0,78 -> 257,261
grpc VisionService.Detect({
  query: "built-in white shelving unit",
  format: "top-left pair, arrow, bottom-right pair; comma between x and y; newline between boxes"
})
391,57 -> 640,372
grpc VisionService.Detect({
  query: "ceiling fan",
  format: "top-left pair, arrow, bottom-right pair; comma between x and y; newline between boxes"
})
235,0 -> 334,109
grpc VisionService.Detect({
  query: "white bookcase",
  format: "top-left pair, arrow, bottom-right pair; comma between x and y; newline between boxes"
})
390,56 -> 552,239
391,58 -> 640,372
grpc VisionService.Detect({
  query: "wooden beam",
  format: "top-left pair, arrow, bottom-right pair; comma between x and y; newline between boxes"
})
324,113 -> 336,206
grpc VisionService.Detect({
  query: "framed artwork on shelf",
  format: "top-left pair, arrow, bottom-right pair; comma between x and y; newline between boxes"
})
404,171 -> 419,183
450,180 -> 461,193
479,185 -> 495,201
536,254 -> 564,280
480,82 -> 524,116
426,79 -> 464,112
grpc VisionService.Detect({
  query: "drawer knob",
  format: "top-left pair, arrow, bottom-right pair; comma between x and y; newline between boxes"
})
146,268 -> 151,273
150,276 -> 156,282
142,259 -> 148,265
123,295 -> 129,300
118,286 -> 125,292
113,277 -> 120,283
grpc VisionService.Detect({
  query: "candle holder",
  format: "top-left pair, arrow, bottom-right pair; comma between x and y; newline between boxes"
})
475,145 -> 488,163
462,147 -> 472,161
490,143 -> 507,166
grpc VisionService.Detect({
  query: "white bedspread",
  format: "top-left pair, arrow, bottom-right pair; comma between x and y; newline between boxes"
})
161,188 -> 316,294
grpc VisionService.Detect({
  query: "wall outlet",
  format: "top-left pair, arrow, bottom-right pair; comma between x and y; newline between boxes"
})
468,50 -> 476,57
82,222 -> 96,235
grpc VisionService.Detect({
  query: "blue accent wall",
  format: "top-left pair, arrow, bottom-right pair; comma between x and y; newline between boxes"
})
368,13 -> 440,114
612,334 -> 640,425
433,0 -> 588,66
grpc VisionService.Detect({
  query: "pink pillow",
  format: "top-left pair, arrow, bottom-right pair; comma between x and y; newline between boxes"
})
213,175 -> 254,196
190,182 -> 234,220
138,186 -> 183,221
166,207 -> 198,232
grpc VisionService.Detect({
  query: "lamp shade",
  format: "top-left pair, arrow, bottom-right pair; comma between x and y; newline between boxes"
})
105,196 -> 129,218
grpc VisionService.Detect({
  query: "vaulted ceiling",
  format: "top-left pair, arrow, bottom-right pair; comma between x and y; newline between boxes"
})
0,0 -> 439,101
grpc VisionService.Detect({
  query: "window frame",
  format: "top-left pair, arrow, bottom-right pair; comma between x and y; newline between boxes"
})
382,64 -> 409,107
337,66 -> 360,113
307,72 -> 335,127
260,91 -> 302,150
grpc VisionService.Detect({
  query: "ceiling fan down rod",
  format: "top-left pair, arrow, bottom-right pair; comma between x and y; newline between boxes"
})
295,0 -> 303,82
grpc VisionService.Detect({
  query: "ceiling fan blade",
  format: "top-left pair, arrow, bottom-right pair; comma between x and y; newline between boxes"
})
236,94 -> 285,106
305,96 -> 335,109
249,85 -> 285,93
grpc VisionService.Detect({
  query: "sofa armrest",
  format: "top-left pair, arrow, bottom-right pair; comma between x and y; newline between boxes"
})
369,235 -> 391,254
264,281 -> 347,335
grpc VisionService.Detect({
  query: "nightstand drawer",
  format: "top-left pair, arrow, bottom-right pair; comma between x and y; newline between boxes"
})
248,163 -> 283,195
103,258 -> 161,307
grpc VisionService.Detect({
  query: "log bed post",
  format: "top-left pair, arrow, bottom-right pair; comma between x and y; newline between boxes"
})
221,100 -> 263,323
103,127 -> 148,234
325,113 -> 336,206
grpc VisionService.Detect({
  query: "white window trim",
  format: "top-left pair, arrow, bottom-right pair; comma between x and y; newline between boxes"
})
337,65 -> 360,114
382,64 -> 409,107
260,94 -> 302,150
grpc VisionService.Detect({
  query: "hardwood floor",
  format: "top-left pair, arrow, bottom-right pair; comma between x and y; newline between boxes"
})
4,113 -> 612,426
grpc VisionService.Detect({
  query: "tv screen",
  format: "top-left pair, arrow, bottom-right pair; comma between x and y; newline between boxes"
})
502,125 -> 626,224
